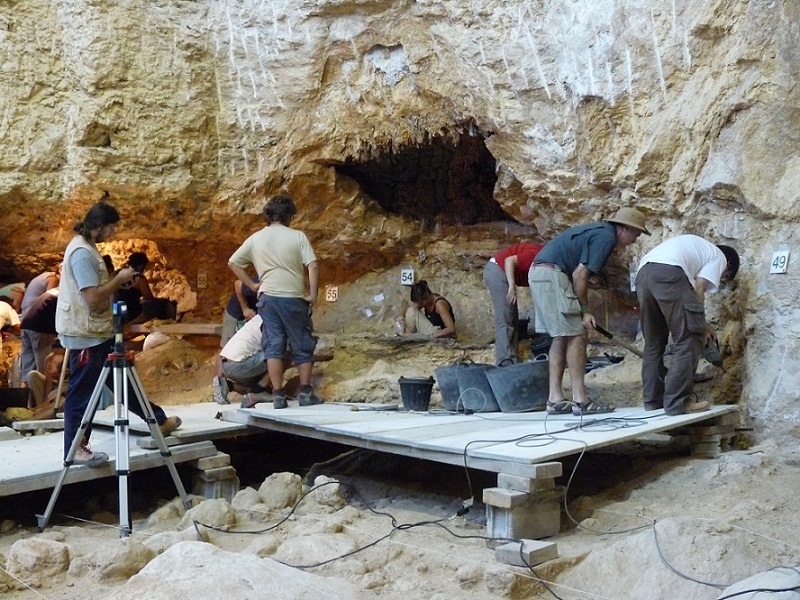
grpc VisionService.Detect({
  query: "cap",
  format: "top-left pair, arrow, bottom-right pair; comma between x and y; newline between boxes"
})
607,207 -> 650,235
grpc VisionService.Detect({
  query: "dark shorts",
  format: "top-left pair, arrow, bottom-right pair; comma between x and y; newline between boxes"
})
258,296 -> 317,364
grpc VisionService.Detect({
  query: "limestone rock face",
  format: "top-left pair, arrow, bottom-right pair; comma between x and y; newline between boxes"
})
1,1 -> 798,442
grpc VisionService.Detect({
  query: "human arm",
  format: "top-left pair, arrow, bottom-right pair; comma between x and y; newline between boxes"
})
234,279 -> 256,320
431,298 -> 456,338
571,263 -> 594,329
694,276 -> 716,344
45,274 -> 59,291
82,268 -> 135,310
228,262 -> 260,293
305,260 -> 319,304
135,275 -> 155,300
503,255 -> 519,305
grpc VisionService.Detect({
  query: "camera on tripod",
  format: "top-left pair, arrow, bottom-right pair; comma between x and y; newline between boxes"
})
113,301 -> 128,352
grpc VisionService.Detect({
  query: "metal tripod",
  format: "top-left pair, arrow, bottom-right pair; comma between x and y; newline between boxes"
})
37,302 -> 190,537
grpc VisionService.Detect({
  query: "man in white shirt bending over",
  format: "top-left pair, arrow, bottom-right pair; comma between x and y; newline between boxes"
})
634,234 -> 739,415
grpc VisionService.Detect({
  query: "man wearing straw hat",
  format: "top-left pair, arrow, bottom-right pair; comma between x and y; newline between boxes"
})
528,207 -> 650,416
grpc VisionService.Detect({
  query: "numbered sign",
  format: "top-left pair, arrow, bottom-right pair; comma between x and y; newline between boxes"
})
197,269 -> 207,289
770,251 -> 790,274
400,268 -> 415,286
325,285 -> 338,302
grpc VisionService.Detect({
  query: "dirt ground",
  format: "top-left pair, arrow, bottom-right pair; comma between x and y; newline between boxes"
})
1,327 -> 798,599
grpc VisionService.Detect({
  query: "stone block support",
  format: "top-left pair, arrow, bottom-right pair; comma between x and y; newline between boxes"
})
189,452 -> 239,502
484,463 -> 564,544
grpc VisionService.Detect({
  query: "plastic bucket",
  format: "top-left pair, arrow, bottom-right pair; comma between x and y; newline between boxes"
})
0,387 -> 29,410
434,360 -> 476,412
398,377 -> 434,412
485,358 -> 549,413
455,364 -> 501,413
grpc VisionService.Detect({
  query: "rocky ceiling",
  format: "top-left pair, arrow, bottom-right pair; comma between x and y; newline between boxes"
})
1,0 -> 799,442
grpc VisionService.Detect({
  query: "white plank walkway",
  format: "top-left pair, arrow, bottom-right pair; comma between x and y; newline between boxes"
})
225,404 -> 739,479
0,402 -> 252,498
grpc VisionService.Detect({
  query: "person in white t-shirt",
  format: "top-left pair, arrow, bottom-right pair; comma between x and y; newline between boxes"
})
228,194 -> 322,410
634,235 -> 739,415
216,315 -> 268,406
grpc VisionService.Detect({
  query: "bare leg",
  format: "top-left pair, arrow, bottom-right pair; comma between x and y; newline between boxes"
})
566,333 -> 588,404
267,358 -> 284,390
296,362 -> 313,386
548,337 -> 568,403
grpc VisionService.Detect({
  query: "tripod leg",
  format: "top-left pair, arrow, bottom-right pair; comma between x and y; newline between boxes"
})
37,364 -> 111,532
114,361 -> 132,538
127,364 -> 191,511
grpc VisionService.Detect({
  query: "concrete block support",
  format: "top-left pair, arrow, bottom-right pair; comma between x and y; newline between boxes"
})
484,468 -> 563,544
190,452 -> 239,502
495,539 -> 558,567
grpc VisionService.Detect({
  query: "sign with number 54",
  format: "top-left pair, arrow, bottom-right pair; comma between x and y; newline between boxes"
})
400,268 -> 415,285
770,251 -> 790,274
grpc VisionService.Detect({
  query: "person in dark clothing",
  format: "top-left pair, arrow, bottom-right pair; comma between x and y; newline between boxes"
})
114,252 -> 155,324
220,277 -> 259,347
20,288 -> 59,379
400,280 -> 456,339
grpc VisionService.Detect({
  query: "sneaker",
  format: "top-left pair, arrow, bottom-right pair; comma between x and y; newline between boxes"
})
273,390 -> 288,410
212,376 -> 230,405
241,391 -> 272,409
74,444 -> 109,468
298,387 -> 324,407
159,416 -> 182,437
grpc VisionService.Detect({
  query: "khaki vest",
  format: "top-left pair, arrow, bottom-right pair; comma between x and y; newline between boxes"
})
56,235 -> 113,338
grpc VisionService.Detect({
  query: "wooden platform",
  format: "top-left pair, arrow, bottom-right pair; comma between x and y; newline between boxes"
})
127,323 -> 221,336
225,404 -> 740,479
0,403 -> 255,498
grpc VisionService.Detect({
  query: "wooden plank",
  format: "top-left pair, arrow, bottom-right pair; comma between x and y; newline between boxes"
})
0,436 -> 217,497
127,323 -> 221,336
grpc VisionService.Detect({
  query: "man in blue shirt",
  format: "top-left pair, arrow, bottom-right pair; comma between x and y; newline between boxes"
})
528,207 -> 649,416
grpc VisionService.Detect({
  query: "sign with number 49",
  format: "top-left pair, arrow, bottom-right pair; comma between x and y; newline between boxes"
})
770,251 -> 790,274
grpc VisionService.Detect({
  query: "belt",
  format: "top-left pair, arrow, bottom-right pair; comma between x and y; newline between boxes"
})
532,262 -> 561,271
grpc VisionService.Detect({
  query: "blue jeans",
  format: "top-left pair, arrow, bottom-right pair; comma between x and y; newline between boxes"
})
258,296 -> 316,365
63,339 -> 166,458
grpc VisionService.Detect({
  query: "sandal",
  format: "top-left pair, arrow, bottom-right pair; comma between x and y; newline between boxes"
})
240,392 -> 270,409
572,399 -> 615,416
546,400 -> 572,414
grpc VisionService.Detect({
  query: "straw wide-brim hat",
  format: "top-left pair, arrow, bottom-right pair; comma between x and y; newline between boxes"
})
607,207 -> 650,235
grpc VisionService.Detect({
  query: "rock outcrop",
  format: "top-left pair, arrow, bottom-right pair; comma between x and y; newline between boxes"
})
1,1 -> 798,442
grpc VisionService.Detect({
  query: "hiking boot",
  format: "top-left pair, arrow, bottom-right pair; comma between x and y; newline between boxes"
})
273,389 -> 288,410
212,376 -> 230,405
685,400 -> 710,413
74,444 -> 109,468
159,416 -> 182,437
298,386 -> 324,407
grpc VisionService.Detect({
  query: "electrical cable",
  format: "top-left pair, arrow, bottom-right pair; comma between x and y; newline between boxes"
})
715,566 -> 800,599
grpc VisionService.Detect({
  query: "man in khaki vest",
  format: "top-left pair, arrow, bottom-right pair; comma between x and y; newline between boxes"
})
56,202 -> 181,467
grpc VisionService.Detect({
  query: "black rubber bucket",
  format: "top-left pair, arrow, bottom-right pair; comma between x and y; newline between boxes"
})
455,364 -> 501,413
398,377 -> 434,412
485,358 -> 549,413
0,387 -> 29,410
434,360 -> 477,412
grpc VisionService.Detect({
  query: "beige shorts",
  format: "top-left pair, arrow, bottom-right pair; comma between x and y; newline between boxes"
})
528,266 -> 586,337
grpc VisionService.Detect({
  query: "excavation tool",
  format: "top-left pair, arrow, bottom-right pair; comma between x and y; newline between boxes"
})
593,324 -> 644,358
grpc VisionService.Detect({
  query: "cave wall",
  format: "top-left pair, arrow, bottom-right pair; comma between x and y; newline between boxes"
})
0,0 -> 799,442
